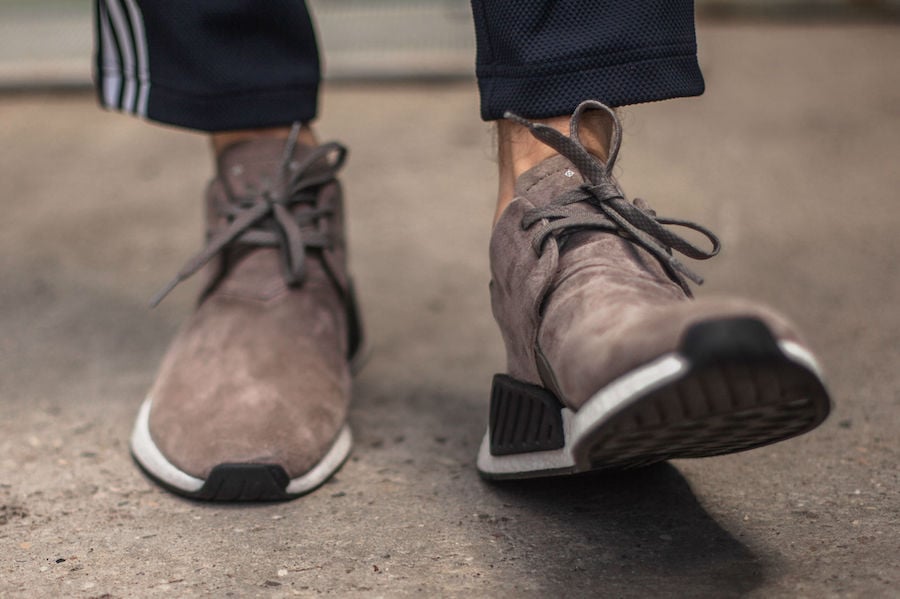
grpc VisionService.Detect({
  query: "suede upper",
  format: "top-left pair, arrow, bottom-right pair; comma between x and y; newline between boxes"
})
490,155 -> 801,410
146,138 -> 356,479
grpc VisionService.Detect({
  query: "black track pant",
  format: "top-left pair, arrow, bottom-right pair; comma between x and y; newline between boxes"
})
94,1 -> 704,132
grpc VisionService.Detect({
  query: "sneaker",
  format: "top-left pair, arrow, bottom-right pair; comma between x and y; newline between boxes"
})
477,101 -> 831,479
131,127 -> 364,500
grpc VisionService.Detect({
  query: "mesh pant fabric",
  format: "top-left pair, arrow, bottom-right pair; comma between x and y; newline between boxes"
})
94,0 -> 704,131
95,0 -> 321,130
471,0 -> 704,120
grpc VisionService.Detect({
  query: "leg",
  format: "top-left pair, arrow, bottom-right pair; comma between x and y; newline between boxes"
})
471,1 -> 831,478
96,0 -> 362,501
494,113 -> 611,223
96,0 -> 320,130
472,0 -> 704,220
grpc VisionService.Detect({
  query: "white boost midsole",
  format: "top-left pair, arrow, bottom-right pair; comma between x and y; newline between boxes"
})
130,396 -> 353,495
131,398 -> 205,492
476,340 -> 819,475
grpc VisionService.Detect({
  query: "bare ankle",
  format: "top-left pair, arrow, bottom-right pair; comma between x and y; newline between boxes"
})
494,111 -> 614,225
210,124 -> 318,157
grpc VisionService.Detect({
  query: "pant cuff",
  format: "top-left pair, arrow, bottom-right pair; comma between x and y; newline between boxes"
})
477,53 -> 705,121
100,82 -> 320,132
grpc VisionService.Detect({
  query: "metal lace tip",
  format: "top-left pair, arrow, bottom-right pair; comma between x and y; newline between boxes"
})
669,256 -> 705,287
503,111 -> 533,129
281,122 -> 302,166
685,270 -> 705,286
148,278 -> 179,309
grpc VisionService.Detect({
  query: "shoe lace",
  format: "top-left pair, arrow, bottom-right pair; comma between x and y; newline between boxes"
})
508,100 -> 721,296
149,124 -> 347,307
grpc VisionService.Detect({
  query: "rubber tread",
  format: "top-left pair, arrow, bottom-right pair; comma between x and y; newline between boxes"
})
578,318 -> 830,469
133,459 -> 293,502
489,374 -> 566,455
583,357 -> 827,470
194,464 -> 291,501
484,317 -> 831,476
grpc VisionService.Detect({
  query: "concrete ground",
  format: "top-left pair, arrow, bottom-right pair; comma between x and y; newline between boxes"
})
0,23 -> 898,598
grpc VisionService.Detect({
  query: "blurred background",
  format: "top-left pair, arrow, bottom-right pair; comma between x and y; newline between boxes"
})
1,0 -> 899,89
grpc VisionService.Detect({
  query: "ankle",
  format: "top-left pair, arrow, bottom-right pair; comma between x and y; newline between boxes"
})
210,125 -> 318,157
494,111 -> 613,225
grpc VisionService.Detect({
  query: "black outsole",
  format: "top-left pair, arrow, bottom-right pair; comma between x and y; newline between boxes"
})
195,464 -> 291,501
580,353 -> 829,470
133,458 -> 297,502
484,317 -> 832,474
489,375 -> 566,456
681,317 -> 783,367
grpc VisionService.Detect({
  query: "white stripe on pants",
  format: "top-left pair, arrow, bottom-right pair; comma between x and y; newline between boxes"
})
97,0 -> 150,117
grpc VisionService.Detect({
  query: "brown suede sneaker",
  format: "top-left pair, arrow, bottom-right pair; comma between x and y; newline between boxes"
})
131,128 -> 364,500
477,101 -> 831,479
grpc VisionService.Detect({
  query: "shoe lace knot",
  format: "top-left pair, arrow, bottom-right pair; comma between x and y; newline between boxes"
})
509,100 -> 721,296
150,124 -> 347,307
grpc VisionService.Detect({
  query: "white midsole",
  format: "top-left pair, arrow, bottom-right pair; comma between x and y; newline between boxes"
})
779,340 -> 824,378
130,397 -> 352,495
476,409 -> 577,475
476,340 -> 819,476
570,353 -> 688,453
286,425 -> 352,495
131,398 -> 204,492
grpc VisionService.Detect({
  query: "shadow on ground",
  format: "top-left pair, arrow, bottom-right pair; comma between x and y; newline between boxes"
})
484,465 -> 765,597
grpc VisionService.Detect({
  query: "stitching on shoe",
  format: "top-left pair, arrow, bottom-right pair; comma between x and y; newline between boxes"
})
522,162 -> 575,196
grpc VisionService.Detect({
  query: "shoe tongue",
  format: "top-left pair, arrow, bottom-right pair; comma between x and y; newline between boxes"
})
216,137 -> 316,198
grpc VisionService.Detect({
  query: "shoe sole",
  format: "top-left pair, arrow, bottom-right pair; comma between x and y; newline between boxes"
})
476,317 -> 832,480
130,398 -> 354,501
130,339 -> 368,502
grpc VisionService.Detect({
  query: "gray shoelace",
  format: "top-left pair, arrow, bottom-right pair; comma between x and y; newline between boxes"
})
150,124 -> 346,307
507,100 -> 720,296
